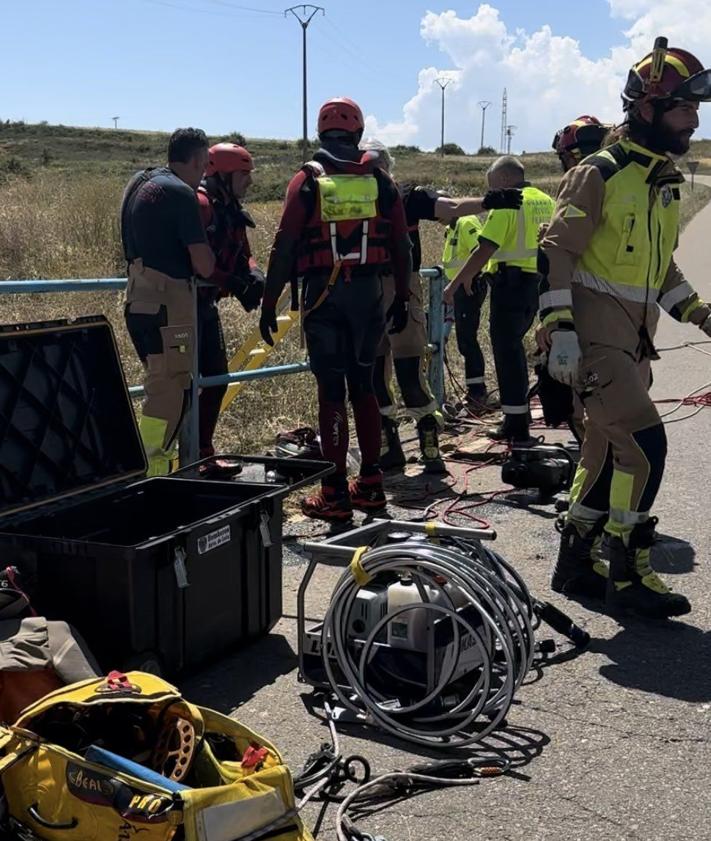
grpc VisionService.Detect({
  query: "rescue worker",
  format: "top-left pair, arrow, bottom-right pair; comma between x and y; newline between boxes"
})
541,39 -> 711,618
259,99 -> 412,521
443,214 -> 491,413
536,115 -> 611,443
121,127 -> 215,475
443,157 -> 555,442
359,137 -> 523,470
196,143 -> 265,458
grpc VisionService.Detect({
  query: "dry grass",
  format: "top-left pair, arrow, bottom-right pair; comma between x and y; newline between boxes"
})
0,166 -> 708,455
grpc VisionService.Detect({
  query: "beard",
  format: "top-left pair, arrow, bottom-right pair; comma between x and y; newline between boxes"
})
628,112 -> 694,155
652,122 -> 694,155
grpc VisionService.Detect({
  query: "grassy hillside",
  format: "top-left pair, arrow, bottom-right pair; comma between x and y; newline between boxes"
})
0,121 -> 709,455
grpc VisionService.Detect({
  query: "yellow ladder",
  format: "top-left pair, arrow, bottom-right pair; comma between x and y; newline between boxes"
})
219,291 -> 299,412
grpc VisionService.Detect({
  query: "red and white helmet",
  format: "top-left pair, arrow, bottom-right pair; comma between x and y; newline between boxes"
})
206,143 -> 254,177
317,97 -> 365,136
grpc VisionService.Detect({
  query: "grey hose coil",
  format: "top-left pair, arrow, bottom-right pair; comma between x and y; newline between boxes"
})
320,538 -> 536,748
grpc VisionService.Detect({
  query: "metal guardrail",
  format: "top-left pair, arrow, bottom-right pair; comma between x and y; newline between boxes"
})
0,271 -> 446,463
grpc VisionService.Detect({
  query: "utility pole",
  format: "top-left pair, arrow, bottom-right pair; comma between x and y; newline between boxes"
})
434,77 -> 451,158
500,88 -> 508,154
285,5 -> 325,163
506,125 -> 516,155
477,100 -> 491,152
112,116 -> 120,129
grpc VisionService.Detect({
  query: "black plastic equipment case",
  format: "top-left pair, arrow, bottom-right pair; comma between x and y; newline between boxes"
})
0,317 -> 332,676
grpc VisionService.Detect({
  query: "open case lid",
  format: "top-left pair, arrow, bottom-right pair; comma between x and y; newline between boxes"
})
0,315 -> 147,520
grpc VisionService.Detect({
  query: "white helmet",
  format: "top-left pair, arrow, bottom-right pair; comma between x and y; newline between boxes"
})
359,137 -> 394,173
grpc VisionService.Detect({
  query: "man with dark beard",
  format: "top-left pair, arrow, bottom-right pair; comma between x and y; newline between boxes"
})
540,38 -> 711,619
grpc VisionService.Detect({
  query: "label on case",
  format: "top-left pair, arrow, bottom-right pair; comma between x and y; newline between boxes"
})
198,524 -> 232,555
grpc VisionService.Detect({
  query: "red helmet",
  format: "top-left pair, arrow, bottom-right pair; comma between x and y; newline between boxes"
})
552,115 -> 609,157
206,143 -> 254,177
317,97 -> 365,136
623,38 -> 711,111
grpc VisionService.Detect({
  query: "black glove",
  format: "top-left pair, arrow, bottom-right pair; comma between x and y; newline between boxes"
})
259,306 -> 278,346
482,188 -> 523,210
226,267 -> 265,313
386,296 -> 409,335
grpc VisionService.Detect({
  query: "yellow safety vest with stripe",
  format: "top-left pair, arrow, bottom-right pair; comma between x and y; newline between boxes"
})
315,174 -> 378,223
575,142 -> 682,304
480,185 -> 555,273
442,214 -> 482,281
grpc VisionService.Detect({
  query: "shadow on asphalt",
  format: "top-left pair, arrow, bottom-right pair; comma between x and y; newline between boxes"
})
299,691 -> 550,770
590,618 -> 711,703
650,534 -> 696,574
183,633 -> 297,712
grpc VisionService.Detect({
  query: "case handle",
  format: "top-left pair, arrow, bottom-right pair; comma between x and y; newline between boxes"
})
28,804 -> 78,830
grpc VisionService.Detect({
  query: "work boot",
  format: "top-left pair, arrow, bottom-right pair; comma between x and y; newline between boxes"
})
349,473 -> 387,512
551,517 -> 608,600
604,518 -> 691,619
487,414 -> 533,444
465,387 -> 499,416
379,416 -> 406,471
301,483 -> 353,522
417,415 -> 446,474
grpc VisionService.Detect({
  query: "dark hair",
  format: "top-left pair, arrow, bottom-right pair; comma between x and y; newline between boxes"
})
168,127 -> 208,164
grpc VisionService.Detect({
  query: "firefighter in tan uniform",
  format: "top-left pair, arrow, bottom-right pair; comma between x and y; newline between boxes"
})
541,40 -> 711,618
121,128 -> 215,476
358,138 -> 522,471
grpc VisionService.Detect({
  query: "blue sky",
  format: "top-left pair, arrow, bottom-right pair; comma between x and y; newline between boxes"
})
1,1 -> 708,151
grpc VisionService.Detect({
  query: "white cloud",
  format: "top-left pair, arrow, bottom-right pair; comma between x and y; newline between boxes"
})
365,2 -> 711,153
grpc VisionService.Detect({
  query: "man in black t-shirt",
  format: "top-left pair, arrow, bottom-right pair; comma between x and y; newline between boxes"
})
121,127 -> 215,476
360,139 -> 522,472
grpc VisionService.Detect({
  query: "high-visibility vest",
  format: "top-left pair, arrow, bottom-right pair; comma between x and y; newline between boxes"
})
442,214 -> 482,280
575,140 -> 683,305
482,185 -> 555,273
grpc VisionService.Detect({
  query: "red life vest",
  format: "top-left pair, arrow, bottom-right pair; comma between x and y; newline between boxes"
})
295,160 -> 394,276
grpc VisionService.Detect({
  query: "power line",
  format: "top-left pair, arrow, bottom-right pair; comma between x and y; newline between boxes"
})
141,0 -> 277,18
434,77 -> 452,158
285,5 -> 325,163
206,0 -> 281,12
500,88 -> 507,154
477,100 -> 491,152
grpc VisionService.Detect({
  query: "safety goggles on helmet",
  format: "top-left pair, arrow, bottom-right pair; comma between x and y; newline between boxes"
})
623,38 -> 711,108
625,65 -> 711,104
672,68 -> 711,101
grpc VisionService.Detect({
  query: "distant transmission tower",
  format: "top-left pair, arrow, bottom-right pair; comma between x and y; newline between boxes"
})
500,89 -> 507,154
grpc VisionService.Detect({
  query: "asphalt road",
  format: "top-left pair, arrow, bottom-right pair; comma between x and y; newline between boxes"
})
185,185 -> 711,841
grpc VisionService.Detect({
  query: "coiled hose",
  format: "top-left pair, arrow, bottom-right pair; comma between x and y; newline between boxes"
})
320,536 -> 538,749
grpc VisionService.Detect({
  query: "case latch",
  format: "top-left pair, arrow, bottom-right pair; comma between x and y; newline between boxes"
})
173,547 -> 190,588
259,511 -> 273,548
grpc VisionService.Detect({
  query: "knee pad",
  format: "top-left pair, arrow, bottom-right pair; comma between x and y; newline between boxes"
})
632,422 -> 667,511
